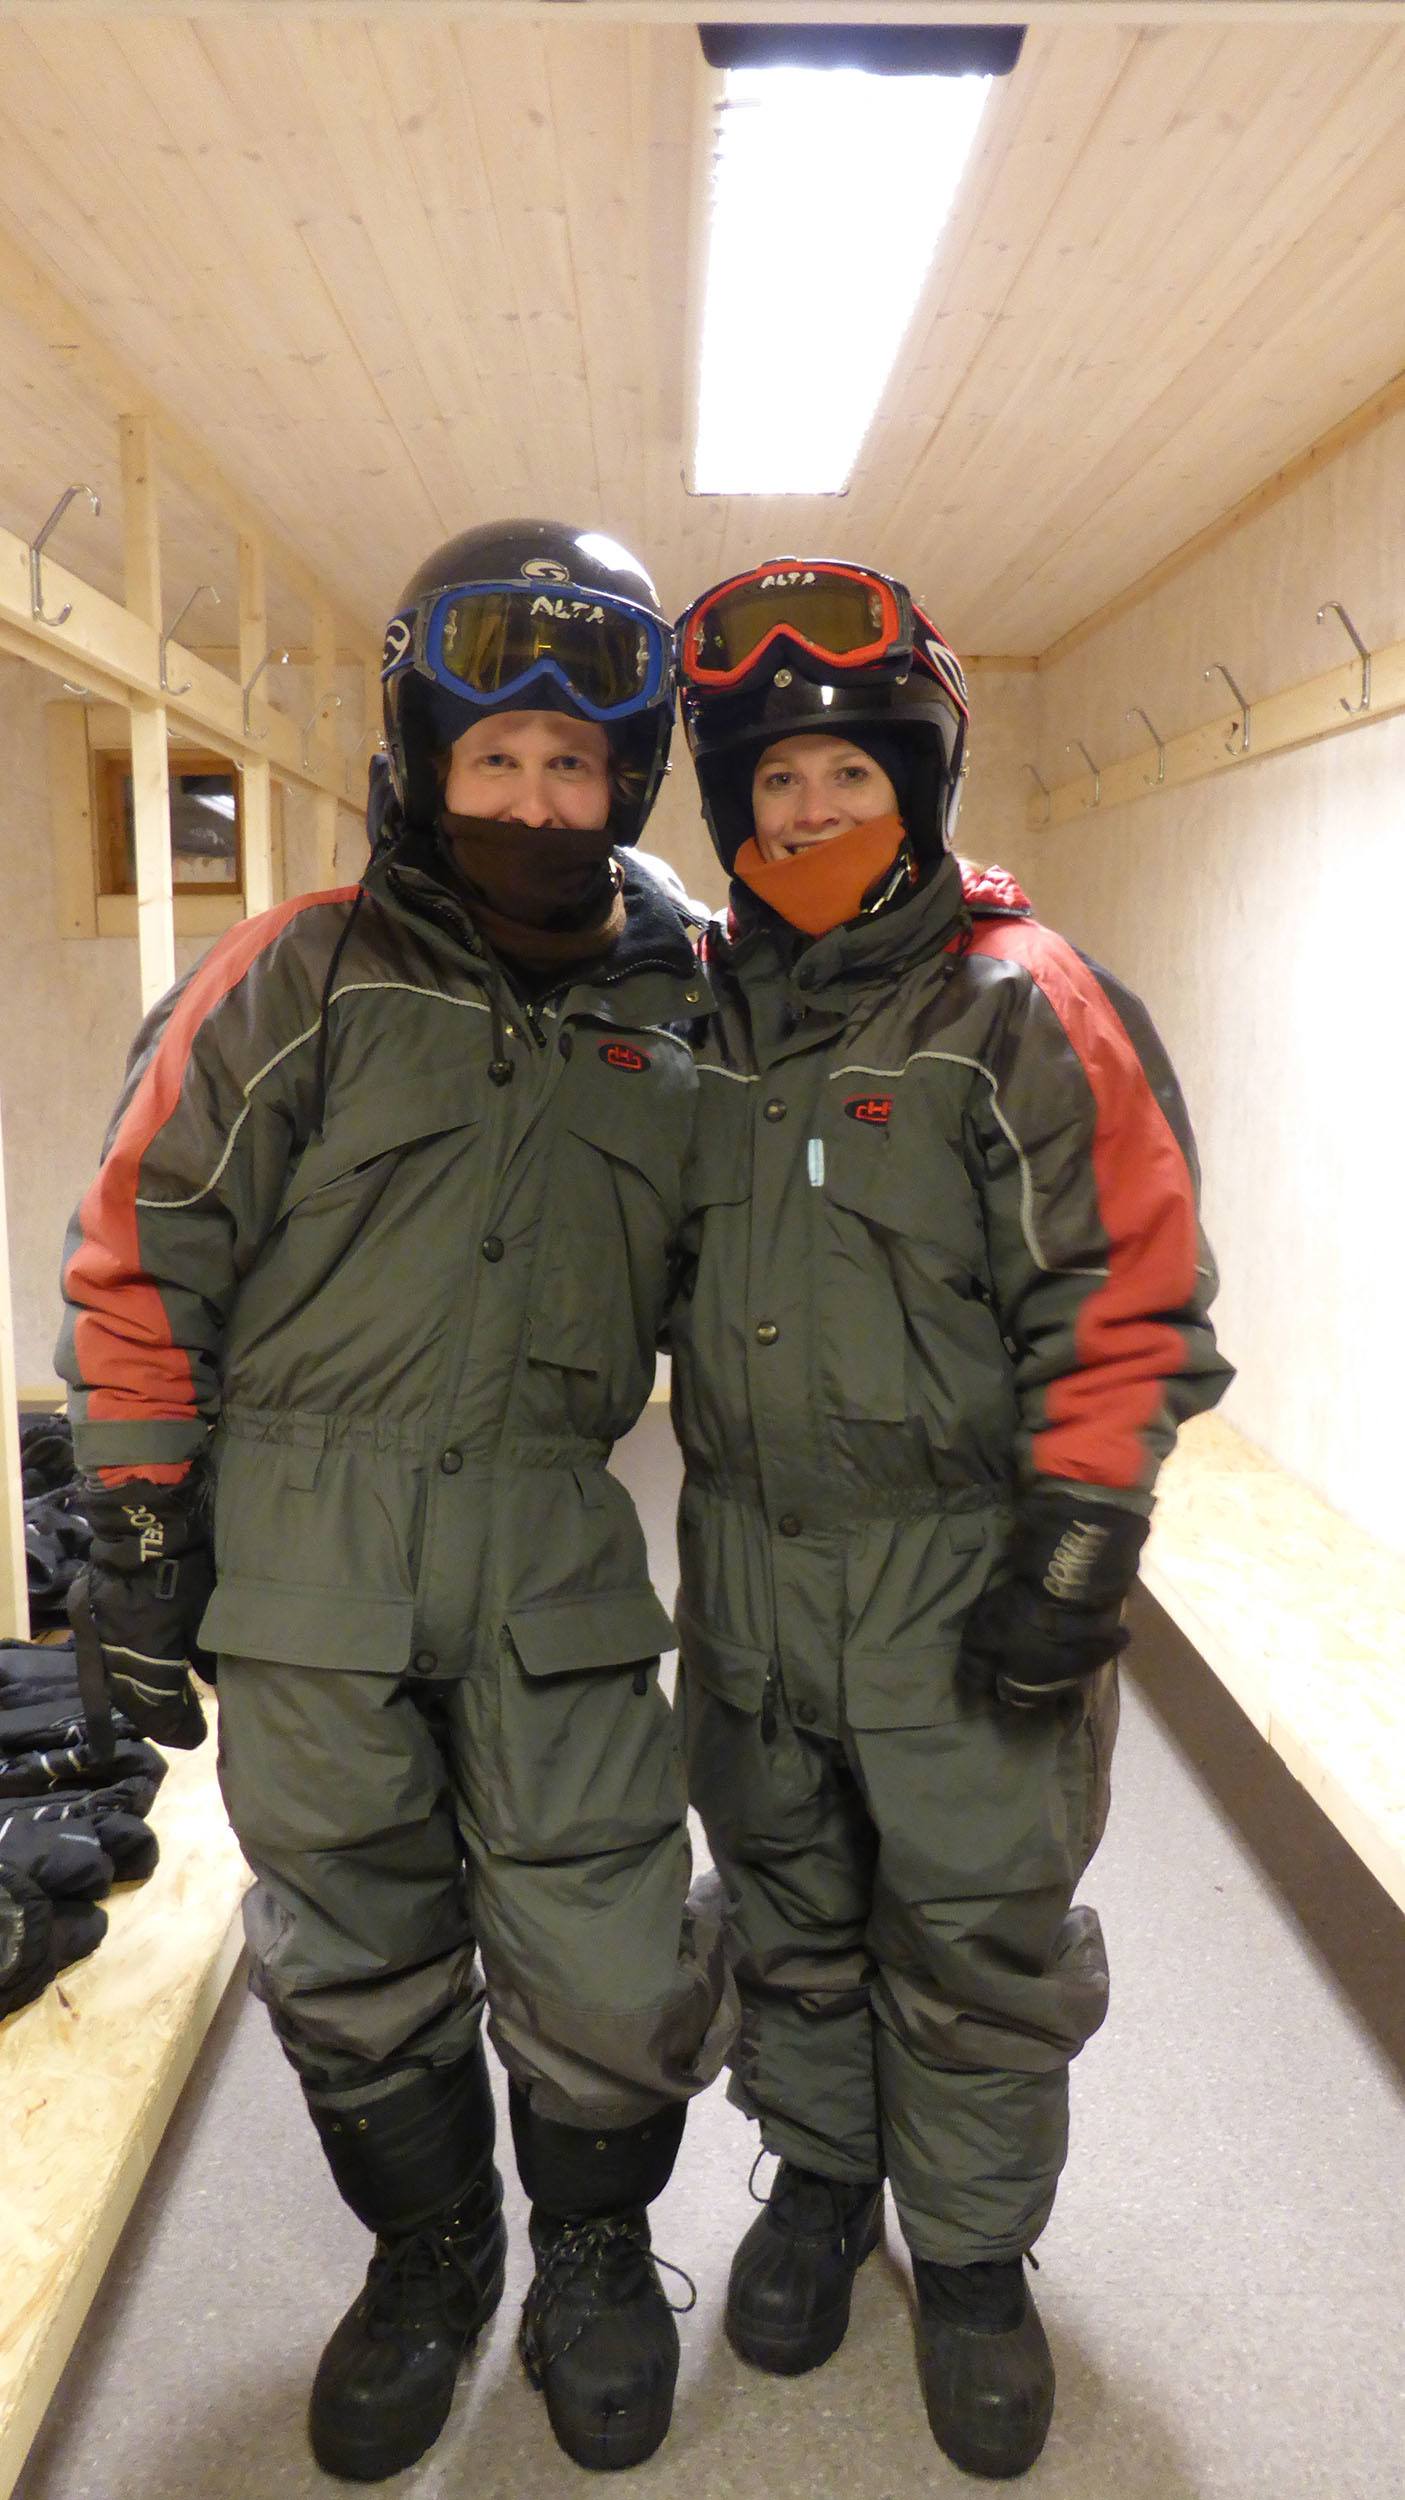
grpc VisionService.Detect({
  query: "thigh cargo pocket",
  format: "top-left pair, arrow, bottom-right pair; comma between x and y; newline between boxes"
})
204,1426 -> 422,1671
487,1587 -> 685,1859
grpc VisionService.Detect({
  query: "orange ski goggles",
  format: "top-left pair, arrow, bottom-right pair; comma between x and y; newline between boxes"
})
678,561 -> 913,694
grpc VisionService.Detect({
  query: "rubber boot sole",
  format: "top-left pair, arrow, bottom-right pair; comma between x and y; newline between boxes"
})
309,2249 -> 506,2482
726,2196 -> 883,2376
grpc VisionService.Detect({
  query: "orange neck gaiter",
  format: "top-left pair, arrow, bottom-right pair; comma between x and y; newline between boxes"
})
734,813 -> 910,938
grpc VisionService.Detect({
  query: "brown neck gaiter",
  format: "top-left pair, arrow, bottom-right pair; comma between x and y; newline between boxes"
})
438,810 -> 626,970
734,813 -> 911,939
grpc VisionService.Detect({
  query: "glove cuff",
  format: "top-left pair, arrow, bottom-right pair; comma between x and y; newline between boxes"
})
80,1474 -> 210,1570
1013,1494 -> 1148,1613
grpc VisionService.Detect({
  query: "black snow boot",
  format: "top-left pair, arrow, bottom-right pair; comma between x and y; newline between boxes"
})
913,2255 -> 1054,2480
305,2047 -> 506,2482
727,2160 -> 883,2374
512,2085 -> 687,2471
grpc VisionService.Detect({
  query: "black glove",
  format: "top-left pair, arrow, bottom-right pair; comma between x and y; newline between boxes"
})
960,1494 -> 1149,1710
67,1476 -> 216,1756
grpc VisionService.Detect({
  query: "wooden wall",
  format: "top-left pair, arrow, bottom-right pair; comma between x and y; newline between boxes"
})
988,406 -> 1405,1559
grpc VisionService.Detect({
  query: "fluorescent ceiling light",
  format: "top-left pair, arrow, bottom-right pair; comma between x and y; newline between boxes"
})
692,67 -> 991,497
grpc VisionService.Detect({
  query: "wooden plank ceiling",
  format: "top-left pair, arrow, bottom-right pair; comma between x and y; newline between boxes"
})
0,12 -> 1403,657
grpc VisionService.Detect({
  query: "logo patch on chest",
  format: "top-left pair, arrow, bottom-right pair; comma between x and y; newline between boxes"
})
843,1092 -> 893,1127
600,1042 -> 651,1074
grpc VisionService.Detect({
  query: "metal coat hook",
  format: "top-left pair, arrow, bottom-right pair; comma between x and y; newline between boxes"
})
1204,661 -> 1251,756
1067,739 -> 1101,806
29,485 -> 102,627
160,583 -> 220,696
242,647 -> 289,738
1316,599 -> 1371,716
302,691 -> 344,767
1125,705 -> 1167,786
61,680 -> 96,702
1025,763 -> 1051,825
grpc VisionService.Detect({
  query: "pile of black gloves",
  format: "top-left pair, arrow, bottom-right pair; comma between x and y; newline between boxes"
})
0,1639 -> 167,2020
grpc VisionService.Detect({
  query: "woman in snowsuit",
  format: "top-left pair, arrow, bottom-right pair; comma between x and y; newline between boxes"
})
668,560 -> 1232,2478
57,521 -> 733,2481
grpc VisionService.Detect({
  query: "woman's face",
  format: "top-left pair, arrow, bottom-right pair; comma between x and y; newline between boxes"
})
444,709 -> 612,829
751,733 -> 898,864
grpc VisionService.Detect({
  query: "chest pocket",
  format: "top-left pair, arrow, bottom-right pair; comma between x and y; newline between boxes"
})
274,1066 -> 486,1224
818,1100 -> 987,1424
227,1069 -> 486,1380
528,1037 -> 691,1386
682,1070 -> 754,1214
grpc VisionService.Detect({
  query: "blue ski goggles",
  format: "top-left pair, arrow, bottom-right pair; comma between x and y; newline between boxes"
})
381,580 -> 673,722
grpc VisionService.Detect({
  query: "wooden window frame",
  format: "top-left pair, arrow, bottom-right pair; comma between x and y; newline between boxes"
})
49,699 -> 280,940
94,744 -> 245,901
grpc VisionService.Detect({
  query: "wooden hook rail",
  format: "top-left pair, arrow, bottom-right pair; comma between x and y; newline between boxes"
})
1027,621 -> 1405,832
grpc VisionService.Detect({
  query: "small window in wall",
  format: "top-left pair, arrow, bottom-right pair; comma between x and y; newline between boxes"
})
95,750 -> 243,896
48,700 -> 275,941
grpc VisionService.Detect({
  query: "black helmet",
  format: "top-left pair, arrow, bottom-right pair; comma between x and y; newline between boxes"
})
677,558 -> 968,874
382,518 -> 674,843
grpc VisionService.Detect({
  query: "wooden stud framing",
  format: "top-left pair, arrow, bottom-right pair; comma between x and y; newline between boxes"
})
0,517 -> 366,811
311,603 -> 340,891
0,218 -> 367,670
1027,626 -> 1405,830
238,533 -> 276,918
126,700 -> 175,1008
120,415 -> 176,1007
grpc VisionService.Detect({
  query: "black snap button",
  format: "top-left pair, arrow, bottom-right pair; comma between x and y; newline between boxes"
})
778,1514 -> 802,1538
440,1447 -> 464,1475
411,1649 -> 437,1677
558,1030 -> 574,1059
488,1060 -> 512,1088
764,1098 -> 787,1122
481,1235 -> 504,1262
755,1321 -> 779,1346
795,1701 -> 817,1726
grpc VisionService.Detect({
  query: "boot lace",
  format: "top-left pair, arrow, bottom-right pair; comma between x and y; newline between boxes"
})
364,2174 -> 501,2337
748,2149 -> 877,2240
523,2215 -> 697,2372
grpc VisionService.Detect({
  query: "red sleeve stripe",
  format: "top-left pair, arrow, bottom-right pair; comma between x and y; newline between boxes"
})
65,888 -> 359,1431
966,919 -> 1199,1488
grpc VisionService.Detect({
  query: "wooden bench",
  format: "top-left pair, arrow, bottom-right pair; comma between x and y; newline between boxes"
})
1141,1413 -> 1405,1917
0,1715 -> 249,2500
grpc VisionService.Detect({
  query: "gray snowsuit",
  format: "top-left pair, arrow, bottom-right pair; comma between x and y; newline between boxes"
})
669,852 -> 1231,2261
57,841 -> 732,2127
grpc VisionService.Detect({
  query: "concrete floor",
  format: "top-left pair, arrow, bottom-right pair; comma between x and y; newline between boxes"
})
15,1413 -> 1405,2500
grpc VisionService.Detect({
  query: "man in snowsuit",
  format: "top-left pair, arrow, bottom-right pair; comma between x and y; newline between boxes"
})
57,520 -> 733,2480
668,559 -> 1232,2478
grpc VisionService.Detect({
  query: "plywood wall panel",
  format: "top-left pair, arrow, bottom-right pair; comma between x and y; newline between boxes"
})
999,405 -> 1405,1558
